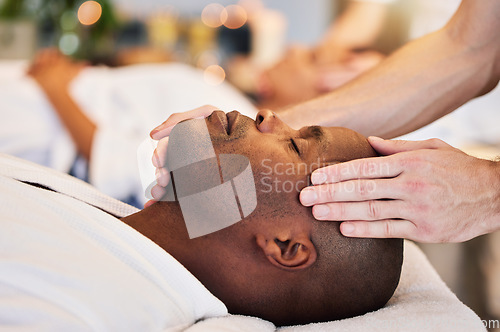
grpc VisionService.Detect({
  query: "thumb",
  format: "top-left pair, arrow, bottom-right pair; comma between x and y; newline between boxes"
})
150,105 -> 217,140
368,136 -> 449,156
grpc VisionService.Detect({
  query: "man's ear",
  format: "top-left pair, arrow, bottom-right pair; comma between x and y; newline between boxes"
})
256,233 -> 317,271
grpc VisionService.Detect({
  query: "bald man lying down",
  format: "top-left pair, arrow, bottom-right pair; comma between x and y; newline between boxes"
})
0,111 -> 402,329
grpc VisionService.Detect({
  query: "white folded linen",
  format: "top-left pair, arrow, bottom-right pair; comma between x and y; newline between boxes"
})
0,153 -> 227,331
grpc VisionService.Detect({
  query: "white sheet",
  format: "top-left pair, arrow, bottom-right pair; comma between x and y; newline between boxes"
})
0,153 -> 486,331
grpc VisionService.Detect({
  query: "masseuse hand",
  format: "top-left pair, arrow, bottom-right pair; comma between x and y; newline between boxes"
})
300,137 -> 500,243
145,105 -> 218,208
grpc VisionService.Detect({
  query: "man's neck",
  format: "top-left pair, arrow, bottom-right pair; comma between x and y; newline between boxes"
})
121,201 -> 189,251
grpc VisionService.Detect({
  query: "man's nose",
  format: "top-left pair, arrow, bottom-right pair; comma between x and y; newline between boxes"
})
256,109 -> 290,134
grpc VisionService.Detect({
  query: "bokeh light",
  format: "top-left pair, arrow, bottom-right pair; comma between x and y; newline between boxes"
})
59,33 -> 80,55
196,50 -> 220,69
78,1 -> 102,26
147,10 -> 179,50
201,3 -> 228,28
204,65 -> 226,85
60,10 -> 77,31
223,5 -> 247,29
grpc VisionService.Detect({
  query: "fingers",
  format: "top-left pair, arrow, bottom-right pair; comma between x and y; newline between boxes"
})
152,137 -> 169,168
310,155 -> 402,185
339,219 -> 417,240
301,179 -> 403,206
144,200 -> 156,209
311,200 -> 406,221
150,184 -> 167,201
155,167 -> 170,187
150,105 -> 217,139
31,48 -> 62,67
368,137 -> 451,156
316,69 -> 358,92
28,48 -> 71,77
151,136 -> 171,185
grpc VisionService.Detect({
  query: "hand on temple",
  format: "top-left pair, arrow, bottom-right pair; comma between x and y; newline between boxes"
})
300,137 -> 500,243
145,105 -> 218,208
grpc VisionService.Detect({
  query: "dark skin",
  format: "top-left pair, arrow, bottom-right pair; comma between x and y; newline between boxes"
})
122,109 -> 395,325
27,49 -> 94,161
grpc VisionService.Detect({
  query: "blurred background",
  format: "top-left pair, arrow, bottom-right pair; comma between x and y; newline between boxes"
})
0,0 -> 330,74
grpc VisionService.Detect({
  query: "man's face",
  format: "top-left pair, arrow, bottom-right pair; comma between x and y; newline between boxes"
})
165,109 -> 377,242
205,109 -> 376,185
162,110 -> 378,317
258,46 -> 320,108
199,109 -> 377,226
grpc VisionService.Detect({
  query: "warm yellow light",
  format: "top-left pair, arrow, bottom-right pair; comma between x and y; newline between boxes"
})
223,5 -> 247,29
201,3 -> 228,28
78,1 -> 102,26
204,65 -> 226,85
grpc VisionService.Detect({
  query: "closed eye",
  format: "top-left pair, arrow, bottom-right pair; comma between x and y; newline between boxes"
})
289,138 -> 300,155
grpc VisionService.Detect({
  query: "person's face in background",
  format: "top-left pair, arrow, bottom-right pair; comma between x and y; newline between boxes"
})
257,46 -> 384,110
258,46 -> 320,109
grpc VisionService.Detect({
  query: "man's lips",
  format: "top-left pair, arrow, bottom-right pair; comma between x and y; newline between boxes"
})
213,110 -> 229,134
212,110 -> 241,135
226,110 -> 240,135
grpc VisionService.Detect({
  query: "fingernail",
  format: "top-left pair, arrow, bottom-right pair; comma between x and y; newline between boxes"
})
314,205 -> 330,219
311,172 -> 327,185
300,189 -> 317,205
368,136 -> 383,142
144,200 -> 156,209
150,128 -> 162,139
151,126 -> 173,140
150,128 -> 160,137
341,223 -> 355,235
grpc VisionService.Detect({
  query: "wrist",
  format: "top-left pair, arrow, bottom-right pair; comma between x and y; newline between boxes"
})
40,83 -> 70,98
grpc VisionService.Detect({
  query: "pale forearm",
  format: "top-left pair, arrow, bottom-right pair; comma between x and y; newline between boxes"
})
42,86 -> 96,161
280,0 -> 500,137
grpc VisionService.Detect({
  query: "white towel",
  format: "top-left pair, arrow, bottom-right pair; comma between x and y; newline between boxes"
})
185,240 -> 486,331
